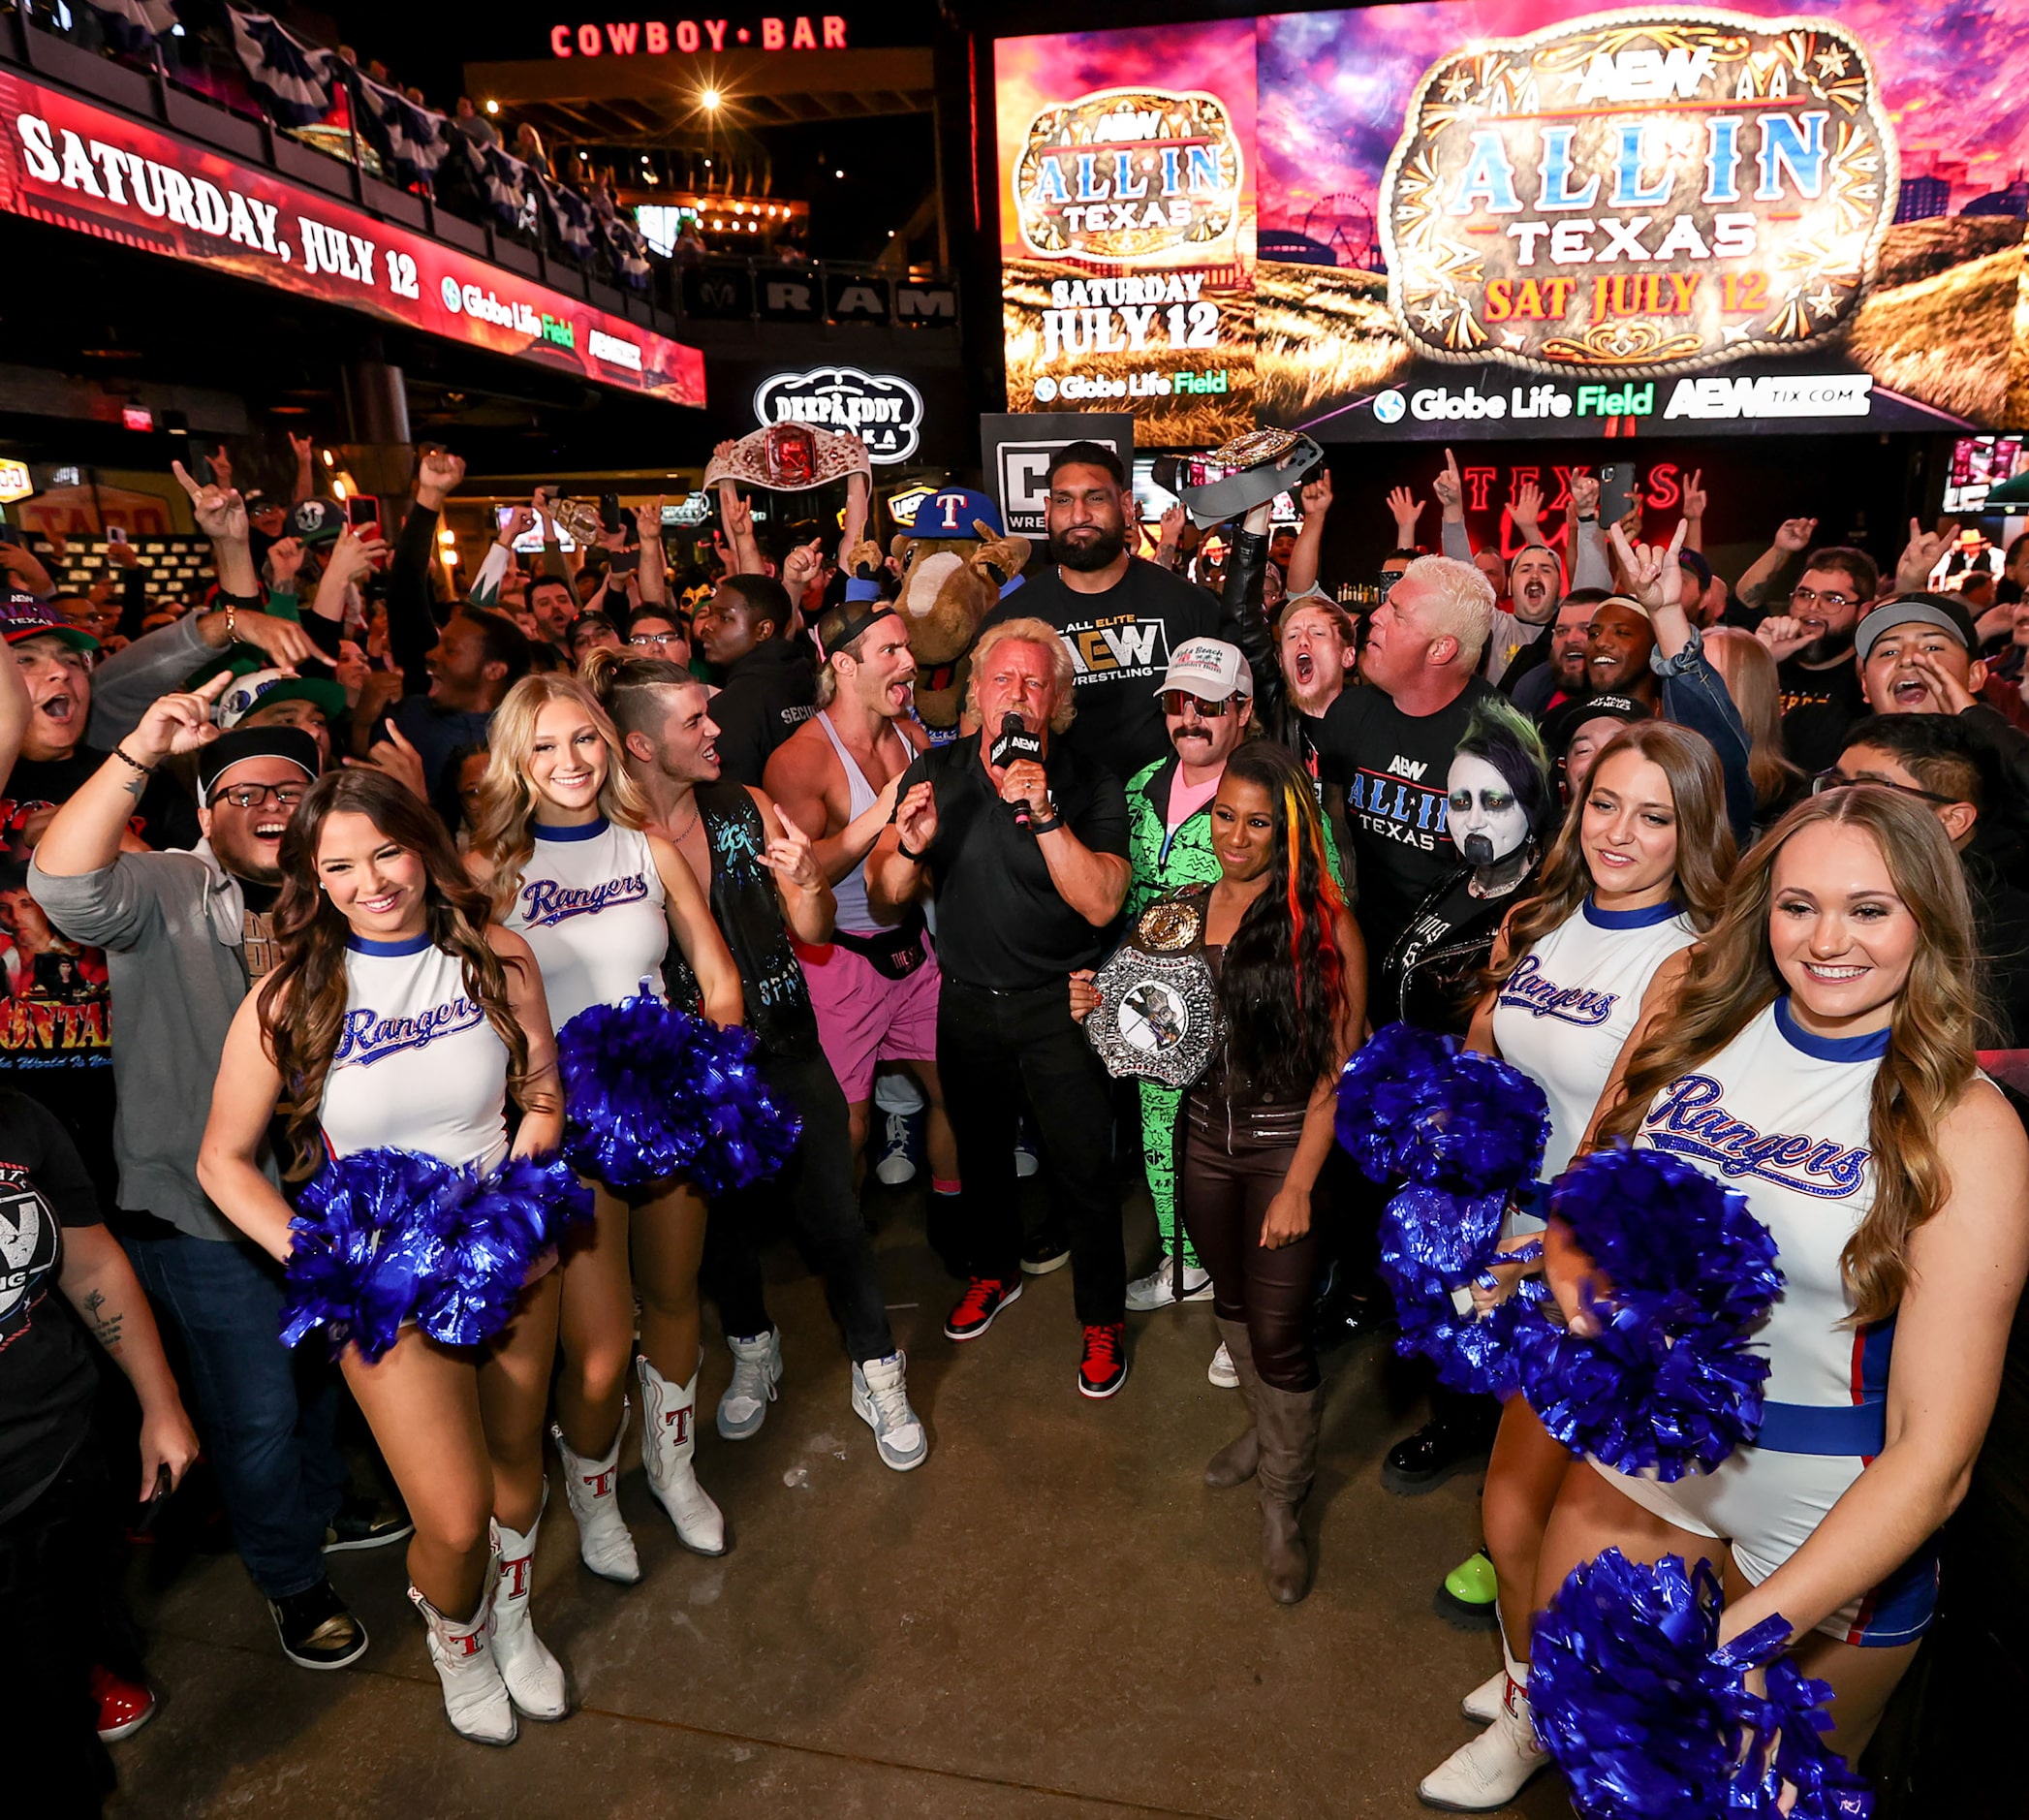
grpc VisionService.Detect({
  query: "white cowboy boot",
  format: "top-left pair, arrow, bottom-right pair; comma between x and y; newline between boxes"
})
552,1402 -> 641,1585
408,1569 -> 516,1746
1461,1623 -> 1527,1725
1418,1672 -> 1548,1810
490,1502 -> 569,1722
637,1352 -> 726,1556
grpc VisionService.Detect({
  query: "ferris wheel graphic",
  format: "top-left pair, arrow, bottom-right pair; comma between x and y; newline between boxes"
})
1301,193 -> 1381,270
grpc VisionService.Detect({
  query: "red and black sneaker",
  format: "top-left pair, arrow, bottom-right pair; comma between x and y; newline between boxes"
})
944,1275 -> 1022,1341
1078,1322 -> 1130,1398
91,1663 -> 157,1742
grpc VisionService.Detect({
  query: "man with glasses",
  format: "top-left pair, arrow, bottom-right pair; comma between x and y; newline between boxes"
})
1742,545 -> 1878,769
30,688 -> 405,1674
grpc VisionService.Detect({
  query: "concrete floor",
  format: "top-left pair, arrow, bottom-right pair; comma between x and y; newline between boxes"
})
109,1180 -> 1576,1819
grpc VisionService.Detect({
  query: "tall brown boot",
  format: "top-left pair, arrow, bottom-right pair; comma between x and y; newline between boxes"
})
1205,1317 -> 1262,1489
1255,1380 -> 1322,1605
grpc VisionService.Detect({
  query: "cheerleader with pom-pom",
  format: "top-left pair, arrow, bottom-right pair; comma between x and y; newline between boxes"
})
1528,785 -> 2029,1802
199,772 -> 582,1747
467,674 -> 748,1579
1420,720 -> 1736,1811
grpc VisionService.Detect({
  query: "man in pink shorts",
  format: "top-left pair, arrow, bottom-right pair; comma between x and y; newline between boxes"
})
765,593 -> 960,1235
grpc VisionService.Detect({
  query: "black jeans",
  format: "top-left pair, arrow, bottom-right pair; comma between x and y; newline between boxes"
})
939,978 -> 1126,1325
702,1050 -> 894,1365
1179,1111 -> 1322,1393
0,1441 -> 121,1817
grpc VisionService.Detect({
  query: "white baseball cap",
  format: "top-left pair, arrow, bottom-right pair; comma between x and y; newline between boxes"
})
1156,637 -> 1252,701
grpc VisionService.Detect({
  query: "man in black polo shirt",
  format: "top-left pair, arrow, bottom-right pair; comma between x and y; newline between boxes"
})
866,618 -> 1134,1398
693,574 -> 816,784
979,441 -> 1255,786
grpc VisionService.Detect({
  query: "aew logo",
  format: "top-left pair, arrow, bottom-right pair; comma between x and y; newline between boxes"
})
1066,616 -> 1169,680
1572,46 -> 1715,105
0,1168 -> 54,1327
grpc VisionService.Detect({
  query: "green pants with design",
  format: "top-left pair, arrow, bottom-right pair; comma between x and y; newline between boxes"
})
1138,1078 -> 1199,1268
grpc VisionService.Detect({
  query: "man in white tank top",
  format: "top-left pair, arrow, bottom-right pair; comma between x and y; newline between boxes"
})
765,598 -> 957,1199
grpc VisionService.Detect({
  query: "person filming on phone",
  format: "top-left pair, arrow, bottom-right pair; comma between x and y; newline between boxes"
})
864,620 -> 1136,1399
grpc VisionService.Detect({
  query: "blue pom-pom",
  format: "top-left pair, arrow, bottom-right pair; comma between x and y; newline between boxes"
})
1379,1182 -> 1547,1396
1520,1145 -> 1783,1479
1532,1550 -> 1870,1820
1334,1022 -> 1455,1182
282,1145 -> 592,1361
1393,1051 -> 1549,1199
558,994 -> 800,1194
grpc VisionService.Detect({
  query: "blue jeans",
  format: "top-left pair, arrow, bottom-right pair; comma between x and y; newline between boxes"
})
124,1229 -> 347,1601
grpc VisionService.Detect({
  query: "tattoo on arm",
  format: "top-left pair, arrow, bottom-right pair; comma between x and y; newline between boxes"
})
122,773 -> 147,800
81,1287 -> 124,1350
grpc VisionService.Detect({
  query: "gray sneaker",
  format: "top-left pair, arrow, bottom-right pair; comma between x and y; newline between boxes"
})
852,1351 -> 928,1471
1125,1256 -> 1213,1312
717,1327 -> 783,1439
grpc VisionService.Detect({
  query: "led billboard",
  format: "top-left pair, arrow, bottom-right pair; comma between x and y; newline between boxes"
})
997,2 -> 2029,442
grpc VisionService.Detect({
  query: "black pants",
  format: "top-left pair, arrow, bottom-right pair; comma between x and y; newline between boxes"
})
1180,1111 -> 1322,1393
702,1049 -> 894,1365
0,1441 -> 120,1817
939,978 -> 1125,1325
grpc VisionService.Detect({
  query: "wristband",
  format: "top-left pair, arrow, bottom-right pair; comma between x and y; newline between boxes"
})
1029,812 -> 1064,836
897,839 -> 925,863
110,745 -> 155,776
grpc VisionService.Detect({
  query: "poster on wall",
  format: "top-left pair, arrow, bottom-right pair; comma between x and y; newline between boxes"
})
996,20 -> 1258,447
996,2 -> 2029,444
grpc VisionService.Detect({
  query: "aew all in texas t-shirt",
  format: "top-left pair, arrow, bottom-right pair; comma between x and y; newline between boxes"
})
981,560 -> 1235,785
1308,675 -> 1496,958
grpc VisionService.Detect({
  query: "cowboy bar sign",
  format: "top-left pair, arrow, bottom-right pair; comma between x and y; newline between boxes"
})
753,367 -> 923,463
1380,9 -> 1897,375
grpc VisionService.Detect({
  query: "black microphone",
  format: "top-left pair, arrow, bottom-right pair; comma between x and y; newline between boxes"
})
989,711 -> 1045,829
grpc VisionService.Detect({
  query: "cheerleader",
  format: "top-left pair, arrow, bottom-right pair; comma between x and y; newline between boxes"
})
1536,787 -> 2029,1783
1420,720 -> 1736,1810
467,674 -> 744,1579
199,771 -> 572,1746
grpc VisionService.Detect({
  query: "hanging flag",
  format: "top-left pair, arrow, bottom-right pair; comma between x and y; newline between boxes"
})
227,8 -> 335,129
348,70 -> 449,191
85,0 -> 179,54
540,175 -> 597,263
605,214 -> 652,292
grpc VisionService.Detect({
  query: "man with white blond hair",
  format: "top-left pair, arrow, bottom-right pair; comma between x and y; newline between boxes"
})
1308,554 -> 1497,973
864,618 -> 1135,1400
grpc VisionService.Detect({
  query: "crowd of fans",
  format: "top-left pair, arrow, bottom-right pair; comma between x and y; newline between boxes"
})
4,419 -> 2025,1810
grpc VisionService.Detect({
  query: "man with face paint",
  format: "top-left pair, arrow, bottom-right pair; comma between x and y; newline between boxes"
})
1118,642 -> 1343,1327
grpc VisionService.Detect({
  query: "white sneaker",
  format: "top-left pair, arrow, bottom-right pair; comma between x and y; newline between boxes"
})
873,1109 -> 920,1187
638,1354 -> 727,1556
1125,1257 -> 1213,1312
1207,1341 -> 1239,1389
852,1351 -> 928,1471
717,1328 -> 783,1440
490,1507 -> 568,1722
1418,1681 -> 1548,1810
552,1404 -> 640,1585
409,1577 -> 516,1747
1459,1668 -> 1507,1725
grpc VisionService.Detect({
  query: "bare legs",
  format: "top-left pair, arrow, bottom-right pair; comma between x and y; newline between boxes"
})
631,1179 -> 709,1379
847,1060 -> 958,1181
338,1269 -> 562,1617
552,1187 -> 635,1461
1482,1395 -> 1577,1666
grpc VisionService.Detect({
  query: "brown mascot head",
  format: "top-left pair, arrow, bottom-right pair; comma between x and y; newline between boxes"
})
846,486 -> 1028,732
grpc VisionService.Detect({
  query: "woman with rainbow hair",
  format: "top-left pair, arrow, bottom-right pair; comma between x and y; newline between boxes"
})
1073,741 -> 1364,1604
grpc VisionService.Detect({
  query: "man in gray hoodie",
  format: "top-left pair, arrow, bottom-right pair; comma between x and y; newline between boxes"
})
30,680 -> 400,1672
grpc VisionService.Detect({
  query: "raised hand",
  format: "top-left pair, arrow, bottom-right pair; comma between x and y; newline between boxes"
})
264,536 -> 304,588
781,537 -> 825,599
1772,515 -> 1818,554
1300,470 -> 1334,518
1432,446 -> 1464,518
172,459 -> 248,544
1680,468 -> 1707,523
894,779 -> 938,853
1385,484 -> 1424,542
346,721 -> 430,800
1754,614 -> 1817,663
127,671 -> 234,764
1897,517 -> 1959,593
1510,477 -> 1545,536
1608,516 -> 1687,616
415,448 -> 465,509
762,812 -> 823,893
1570,471 -> 1600,518
497,505 -> 538,547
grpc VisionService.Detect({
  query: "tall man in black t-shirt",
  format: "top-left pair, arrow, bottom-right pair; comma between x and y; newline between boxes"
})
1307,554 -> 1499,972
978,442 -> 1264,786
866,619 -> 1136,1398
692,574 -> 817,785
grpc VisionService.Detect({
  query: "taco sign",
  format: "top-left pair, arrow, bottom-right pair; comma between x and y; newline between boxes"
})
1380,10 -> 1897,375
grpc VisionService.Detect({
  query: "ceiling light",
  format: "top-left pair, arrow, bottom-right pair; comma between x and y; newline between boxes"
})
484,99 -> 498,115
701,87 -> 722,110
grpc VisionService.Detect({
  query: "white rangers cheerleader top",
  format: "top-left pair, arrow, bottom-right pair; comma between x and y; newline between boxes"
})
1491,896 -> 1698,1179
1637,995 -> 1891,1441
319,933 -> 509,1173
501,816 -> 669,1029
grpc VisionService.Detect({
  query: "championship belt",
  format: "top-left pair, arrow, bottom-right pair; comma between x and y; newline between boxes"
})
1085,896 -> 1219,1089
1179,427 -> 1324,529
702,424 -> 872,492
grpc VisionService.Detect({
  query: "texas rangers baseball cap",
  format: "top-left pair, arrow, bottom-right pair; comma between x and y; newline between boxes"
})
902,486 -> 1004,539
1156,637 -> 1252,701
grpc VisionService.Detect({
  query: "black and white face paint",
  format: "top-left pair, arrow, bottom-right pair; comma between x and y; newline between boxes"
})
1447,751 -> 1530,867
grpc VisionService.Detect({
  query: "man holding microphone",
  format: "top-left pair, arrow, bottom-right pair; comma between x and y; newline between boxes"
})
865,619 -> 1134,1397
